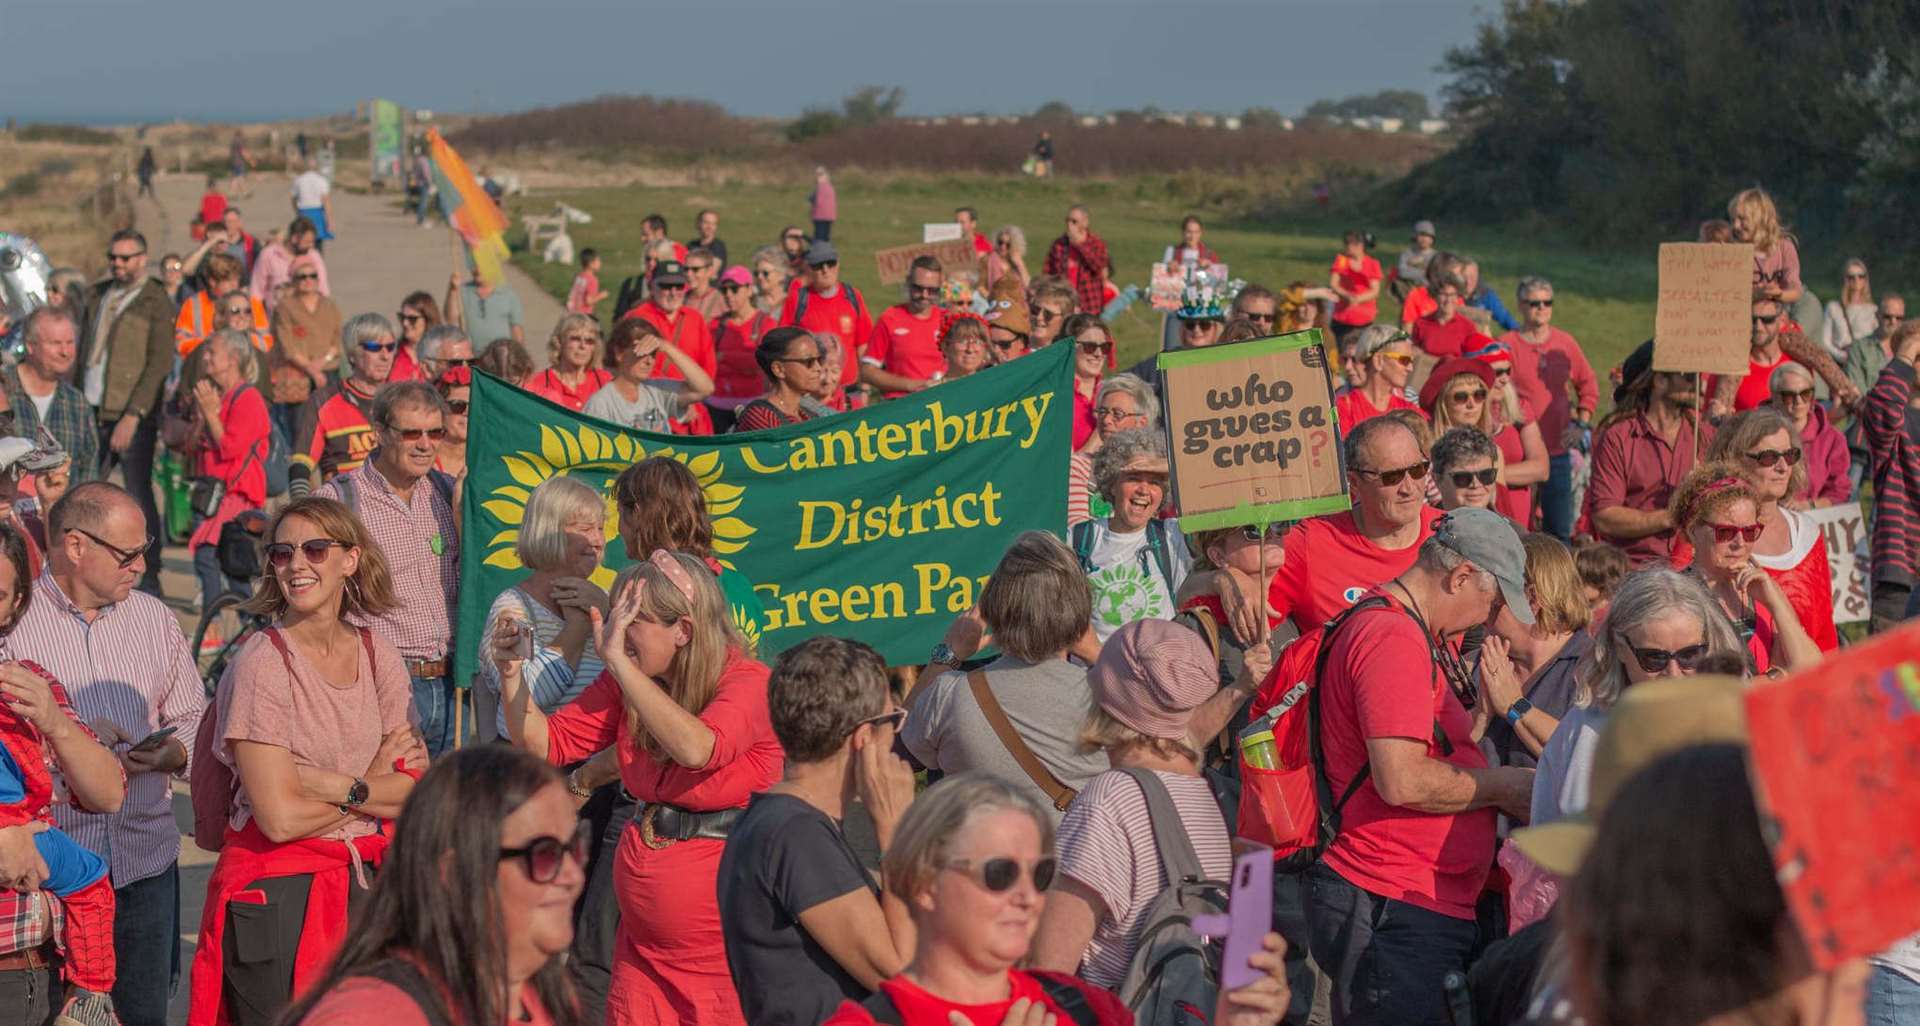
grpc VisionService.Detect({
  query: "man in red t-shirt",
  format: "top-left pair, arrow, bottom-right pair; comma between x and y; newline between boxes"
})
1708,296 -> 1794,417
622,260 -> 716,380
1308,507 -> 1536,1026
1409,277 -> 1483,359
779,240 -> 872,394
956,206 -> 992,256
860,256 -> 947,397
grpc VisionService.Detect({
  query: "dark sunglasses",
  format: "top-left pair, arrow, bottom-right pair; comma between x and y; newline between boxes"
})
1705,521 -> 1763,544
1752,313 -> 1780,325
500,821 -> 593,884
397,312 -> 425,324
1745,446 -> 1802,467
1031,306 -> 1061,322
106,250 -> 145,262
1352,460 -> 1430,486
1237,523 -> 1289,541
1449,468 -> 1499,488
1243,311 -> 1276,323
386,423 -> 448,442
991,338 -> 1023,350
718,284 -> 745,293
292,273 -> 319,282
361,341 -> 398,353
1625,639 -> 1710,674
223,305 -> 252,317
809,260 -> 839,270
1525,298 -> 1554,308
446,400 -> 470,415
1076,340 -> 1114,356
69,528 -> 150,569
265,538 -> 346,568
654,282 -> 688,292
1449,389 -> 1488,404
908,283 -> 942,296
942,856 -> 1056,893
1846,272 -> 1868,280
777,355 -> 826,368
1772,388 -> 1814,404
444,357 -> 474,368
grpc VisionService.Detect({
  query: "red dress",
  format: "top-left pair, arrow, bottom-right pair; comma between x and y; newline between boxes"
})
543,650 -> 781,1026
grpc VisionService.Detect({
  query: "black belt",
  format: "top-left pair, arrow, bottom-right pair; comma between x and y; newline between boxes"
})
634,801 -> 742,849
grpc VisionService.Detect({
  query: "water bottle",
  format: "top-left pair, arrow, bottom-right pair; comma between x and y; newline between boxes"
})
1239,728 -> 1278,770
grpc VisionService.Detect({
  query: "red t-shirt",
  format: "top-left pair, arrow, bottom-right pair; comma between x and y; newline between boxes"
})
295,975 -> 556,1026
525,367 -> 611,412
1334,389 -> 1424,437
1267,505 -> 1442,632
823,971 -> 1133,1026
1400,285 -> 1438,325
1491,422 -> 1532,525
864,305 -> 946,395
1710,349 -> 1792,413
780,286 -> 873,389
1410,315 -> 1480,359
712,313 -> 773,400
1330,254 -> 1383,326
625,302 -> 716,379
1317,590 -> 1496,918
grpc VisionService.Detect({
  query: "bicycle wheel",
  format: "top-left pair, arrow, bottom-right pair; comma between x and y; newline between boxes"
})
194,590 -> 257,695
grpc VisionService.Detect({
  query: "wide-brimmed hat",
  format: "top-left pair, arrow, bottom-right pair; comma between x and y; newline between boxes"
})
1088,620 -> 1218,741
1419,358 -> 1497,414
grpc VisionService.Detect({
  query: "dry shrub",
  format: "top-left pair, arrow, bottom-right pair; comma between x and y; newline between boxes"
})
450,95 -> 764,155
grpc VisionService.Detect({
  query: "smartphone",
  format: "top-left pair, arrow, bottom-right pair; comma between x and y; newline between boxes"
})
1191,844 -> 1275,991
514,625 -> 534,660
129,726 -> 178,753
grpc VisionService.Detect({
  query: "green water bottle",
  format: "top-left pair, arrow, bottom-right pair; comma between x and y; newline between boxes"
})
1239,728 -> 1278,770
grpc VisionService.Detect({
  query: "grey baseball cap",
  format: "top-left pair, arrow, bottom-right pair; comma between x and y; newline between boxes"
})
805,239 -> 839,265
1431,507 -> 1533,624
1413,219 -> 1437,238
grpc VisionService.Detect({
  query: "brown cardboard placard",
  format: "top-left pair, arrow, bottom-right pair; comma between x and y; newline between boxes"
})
1652,242 -> 1755,375
874,239 -> 980,284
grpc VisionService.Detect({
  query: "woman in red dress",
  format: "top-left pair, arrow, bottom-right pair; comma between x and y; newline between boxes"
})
494,549 -> 780,1026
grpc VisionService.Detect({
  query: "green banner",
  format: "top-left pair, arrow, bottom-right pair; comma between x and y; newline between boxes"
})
454,343 -> 1075,683
369,99 -> 403,183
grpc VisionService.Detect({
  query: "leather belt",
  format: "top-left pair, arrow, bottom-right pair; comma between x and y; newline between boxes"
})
405,658 -> 449,678
635,802 -> 743,849
0,944 -> 51,971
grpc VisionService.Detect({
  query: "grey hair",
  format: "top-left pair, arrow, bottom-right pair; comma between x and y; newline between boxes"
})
1415,535 -> 1496,592
368,380 -> 448,433
1431,426 -> 1499,475
206,329 -> 260,384
1516,276 -> 1553,303
1767,361 -> 1813,391
880,773 -> 1053,904
20,305 -> 78,346
1094,374 -> 1159,430
514,476 -> 606,573
341,312 -> 397,369
1091,428 -> 1168,504
1575,567 -> 1743,711
1348,323 -> 1405,362
750,244 -> 786,271
418,323 -> 470,364
647,239 -> 678,261
1342,413 -> 1416,472
995,224 -> 1027,258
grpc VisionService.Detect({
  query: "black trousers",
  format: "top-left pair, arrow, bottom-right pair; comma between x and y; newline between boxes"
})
97,412 -> 164,591
0,956 -> 62,1026
569,782 -> 638,1026
221,870 -> 372,1026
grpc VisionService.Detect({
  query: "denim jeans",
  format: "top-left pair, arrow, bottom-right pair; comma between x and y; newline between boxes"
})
113,863 -> 180,1026
1869,965 -> 1920,1026
812,219 -> 833,242
410,674 -> 465,757
1540,452 -> 1575,540
1305,863 -> 1480,1026
0,960 -> 61,1026
193,533 -> 250,612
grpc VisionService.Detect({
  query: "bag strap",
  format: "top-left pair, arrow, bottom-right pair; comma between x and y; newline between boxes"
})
1143,519 -> 1178,592
1069,520 -> 1096,574
261,627 -> 297,674
1178,605 -> 1222,664
1116,766 -> 1208,887
860,989 -> 906,1026
968,670 -> 1077,811
1030,974 -> 1101,1026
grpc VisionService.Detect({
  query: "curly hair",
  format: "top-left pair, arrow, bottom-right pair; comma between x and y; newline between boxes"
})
1091,428 -> 1168,504
1667,460 -> 1760,533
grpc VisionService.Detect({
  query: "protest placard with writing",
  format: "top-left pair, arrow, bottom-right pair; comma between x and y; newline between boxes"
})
1745,623 -> 1920,970
923,222 -> 963,243
1804,501 -> 1872,625
1653,242 -> 1756,375
875,239 -> 979,284
1157,330 -> 1350,531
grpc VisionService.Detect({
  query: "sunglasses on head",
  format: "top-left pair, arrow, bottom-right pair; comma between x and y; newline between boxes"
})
1745,446 -> 1801,467
1449,388 -> 1488,404
361,341 -> 398,353
941,856 -> 1056,893
1449,467 -> 1499,488
1237,523 -> 1289,542
1625,639 -> 1709,674
1353,460 -> 1430,486
265,538 -> 346,568
1705,521 -> 1763,544
500,821 -> 593,884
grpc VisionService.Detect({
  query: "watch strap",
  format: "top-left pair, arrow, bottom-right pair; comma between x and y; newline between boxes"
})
928,643 -> 957,666
1505,698 -> 1533,726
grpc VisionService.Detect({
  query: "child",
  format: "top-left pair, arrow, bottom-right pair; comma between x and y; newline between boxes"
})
1574,538 -> 1630,629
567,248 -> 608,316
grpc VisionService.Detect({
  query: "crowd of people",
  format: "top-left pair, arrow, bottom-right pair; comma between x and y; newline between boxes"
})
0,170 -> 1902,1026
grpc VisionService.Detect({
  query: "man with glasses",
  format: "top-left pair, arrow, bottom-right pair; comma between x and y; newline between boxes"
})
446,271 -> 524,348
12,481 -> 205,1026
1708,297 -> 1798,418
780,241 -> 871,399
8,308 -> 101,485
249,216 -> 329,315
291,313 -> 398,493
1042,205 -> 1112,319
1231,284 -> 1280,335
624,260 -> 719,386
319,382 -> 463,755
860,256 -> 946,397
416,324 -> 474,384
1499,276 -> 1598,540
1844,293 -> 1906,398
79,228 -> 174,596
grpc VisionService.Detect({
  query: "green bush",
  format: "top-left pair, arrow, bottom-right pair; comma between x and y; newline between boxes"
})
15,123 -> 116,146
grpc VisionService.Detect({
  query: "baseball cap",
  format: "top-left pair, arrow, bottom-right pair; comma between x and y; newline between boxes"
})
805,239 -> 839,266
651,260 -> 688,287
0,436 -> 65,475
718,265 -> 751,288
1430,507 -> 1534,625
1511,675 -> 1748,875
1088,619 -> 1219,741
1413,220 -> 1437,238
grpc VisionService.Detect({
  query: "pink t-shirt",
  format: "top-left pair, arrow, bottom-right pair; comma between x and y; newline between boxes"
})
567,270 -> 600,314
1754,238 -> 1801,298
215,627 -> 417,840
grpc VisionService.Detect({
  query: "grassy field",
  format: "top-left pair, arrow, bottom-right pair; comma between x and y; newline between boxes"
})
505,173 -> 1679,398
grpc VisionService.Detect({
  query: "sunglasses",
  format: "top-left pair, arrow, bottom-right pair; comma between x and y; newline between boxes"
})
500,821 -> 593,884
1881,313 -> 1906,323
718,284 -> 745,293
1237,523 -> 1289,542
446,399 -> 471,415
1030,306 -> 1060,323
754,268 -> 778,278
397,312 -> 425,324
444,357 -> 474,368
1449,467 -> 1499,488
990,337 -> 1024,351
1745,446 -> 1802,467
1243,311 -> 1276,324
1378,352 -> 1415,367
1625,639 -> 1710,674
810,260 -> 839,270
1076,340 -> 1114,356
69,528 -> 150,569
777,355 -> 825,368
908,284 -> 942,296
265,538 -> 346,568
941,856 -> 1056,893
1772,388 -> 1814,405
654,282 -> 687,292
106,250 -> 145,263
361,341 -> 398,353
1449,389 -> 1488,404
1847,272 -> 1868,280
386,423 -> 448,442
1352,460 -> 1430,486
1525,298 -> 1554,308
1752,313 -> 1780,325
1705,521 -> 1764,544
292,273 -> 319,282
223,306 -> 251,317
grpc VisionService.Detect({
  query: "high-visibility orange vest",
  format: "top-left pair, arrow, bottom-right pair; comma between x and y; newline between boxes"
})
176,291 -> 274,355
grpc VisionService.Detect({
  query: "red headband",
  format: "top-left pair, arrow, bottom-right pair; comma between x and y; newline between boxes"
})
649,549 -> 698,604
1686,476 -> 1750,524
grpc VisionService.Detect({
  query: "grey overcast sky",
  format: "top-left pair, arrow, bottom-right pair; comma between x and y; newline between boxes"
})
12,0 -> 1488,124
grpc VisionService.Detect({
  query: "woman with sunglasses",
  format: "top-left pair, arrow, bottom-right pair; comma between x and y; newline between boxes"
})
985,224 -> 1030,294
1422,356 -> 1547,523
1529,567 -> 1741,827
282,745 -> 587,1026
1763,362 -> 1850,507
185,330 -> 272,614
433,366 -> 471,478
268,253 -> 343,424
734,326 -> 827,433
1821,258 -> 1877,362
709,266 -> 776,429
526,314 -> 612,413
1068,374 -> 1155,525
1062,313 -> 1112,452
1333,325 -> 1423,435
749,245 -> 793,316
1667,462 -> 1821,677
1706,409 -> 1840,652
494,550 -> 778,1026
827,772 -> 1292,1026
389,291 -> 442,383
189,496 -> 427,1026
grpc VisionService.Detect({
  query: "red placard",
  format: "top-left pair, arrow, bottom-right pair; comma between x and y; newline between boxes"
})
1744,623 -> 1920,969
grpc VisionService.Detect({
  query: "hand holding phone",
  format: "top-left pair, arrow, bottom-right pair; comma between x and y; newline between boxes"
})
1192,844 -> 1275,990
129,726 -> 178,754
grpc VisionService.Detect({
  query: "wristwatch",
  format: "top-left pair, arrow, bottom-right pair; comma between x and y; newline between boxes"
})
1504,697 -> 1534,726
342,777 -> 370,811
928,642 -> 958,667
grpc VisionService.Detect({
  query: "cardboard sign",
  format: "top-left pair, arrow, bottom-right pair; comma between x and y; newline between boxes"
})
1805,501 -> 1872,625
875,239 -> 978,284
1745,623 -> 1920,970
923,222 -> 963,243
1158,330 -> 1351,530
1653,242 -> 1756,375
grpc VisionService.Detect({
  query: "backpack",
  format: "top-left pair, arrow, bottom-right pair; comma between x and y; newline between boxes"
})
792,282 -> 867,327
862,973 -> 1097,1026
1112,766 -> 1230,1026
1071,519 -> 1178,595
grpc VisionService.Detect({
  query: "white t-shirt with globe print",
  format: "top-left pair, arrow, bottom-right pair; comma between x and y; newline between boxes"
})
1081,518 -> 1192,643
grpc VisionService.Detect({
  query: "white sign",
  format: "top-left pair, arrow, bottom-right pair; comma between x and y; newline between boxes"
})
1805,502 -> 1871,625
922,222 -> 963,243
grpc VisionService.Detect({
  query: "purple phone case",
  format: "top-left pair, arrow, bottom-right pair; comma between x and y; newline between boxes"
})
1192,845 -> 1274,990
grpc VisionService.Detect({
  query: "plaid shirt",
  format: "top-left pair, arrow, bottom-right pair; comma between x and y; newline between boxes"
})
319,460 -> 460,661
0,668 -> 109,957
4,366 -> 100,484
1044,232 -> 1112,317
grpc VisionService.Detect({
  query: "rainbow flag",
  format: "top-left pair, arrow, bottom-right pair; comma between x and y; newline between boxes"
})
427,128 -> 511,286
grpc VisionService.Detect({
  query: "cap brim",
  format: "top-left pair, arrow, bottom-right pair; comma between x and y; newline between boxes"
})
1509,817 -> 1592,877
1500,574 -> 1535,625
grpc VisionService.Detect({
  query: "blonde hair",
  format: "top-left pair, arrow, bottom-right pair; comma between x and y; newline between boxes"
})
1728,188 -> 1784,255
614,552 -> 743,759
514,476 -> 607,574
1430,371 -> 1497,436
880,773 -> 1053,904
1522,533 -> 1590,635
1384,408 -> 1434,457
1841,258 -> 1872,306
1078,703 -> 1200,763
244,498 -> 398,621
547,313 -> 603,369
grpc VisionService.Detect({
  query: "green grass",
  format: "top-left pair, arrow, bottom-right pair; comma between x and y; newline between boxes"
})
505,173 -> 1673,400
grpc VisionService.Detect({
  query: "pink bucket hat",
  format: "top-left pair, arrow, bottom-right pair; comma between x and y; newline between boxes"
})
1087,620 -> 1219,741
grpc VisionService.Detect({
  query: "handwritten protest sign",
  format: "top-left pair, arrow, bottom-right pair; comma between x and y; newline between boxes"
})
923,222 -> 963,243
1805,501 -> 1872,625
1157,330 -> 1350,530
874,239 -> 978,284
1745,623 -> 1920,970
1653,242 -> 1755,375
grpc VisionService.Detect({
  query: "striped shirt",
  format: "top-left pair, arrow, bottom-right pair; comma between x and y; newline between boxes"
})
1862,359 -> 1920,587
319,460 -> 459,661
1054,769 -> 1233,988
14,571 -> 205,887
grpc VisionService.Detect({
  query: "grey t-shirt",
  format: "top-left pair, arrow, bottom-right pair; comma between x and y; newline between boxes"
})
901,655 -> 1108,821
459,282 -> 524,345
583,379 -> 689,433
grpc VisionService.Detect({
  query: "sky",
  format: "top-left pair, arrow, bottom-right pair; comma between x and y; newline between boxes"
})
11,0 -> 1488,124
